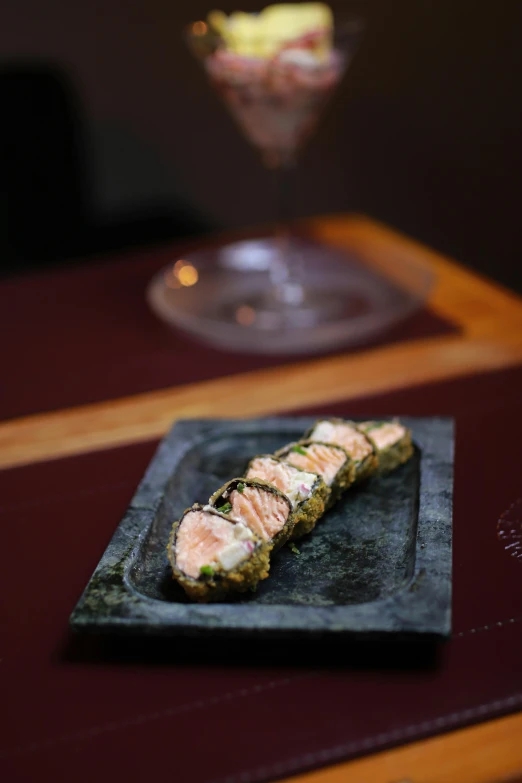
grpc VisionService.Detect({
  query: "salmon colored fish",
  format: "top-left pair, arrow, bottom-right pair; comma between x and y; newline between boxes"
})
359,421 -> 406,450
309,420 -> 373,462
229,485 -> 290,541
246,456 -> 317,508
284,443 -> 346,486
175,508 -> 255,578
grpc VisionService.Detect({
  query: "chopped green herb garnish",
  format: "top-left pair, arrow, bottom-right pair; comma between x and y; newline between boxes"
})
237,482 -> 245,494
288,542 -> 300,555
291,445 -> 307,456
200,565 -> 214,576
217,502 -> 232,514
366,422 -> 386,431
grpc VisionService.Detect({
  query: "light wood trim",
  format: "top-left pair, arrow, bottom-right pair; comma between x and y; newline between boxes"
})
308,215 -> 522,333
287,711 -> 522,783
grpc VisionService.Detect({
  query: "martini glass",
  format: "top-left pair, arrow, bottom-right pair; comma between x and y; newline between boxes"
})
147,5 -> 433,354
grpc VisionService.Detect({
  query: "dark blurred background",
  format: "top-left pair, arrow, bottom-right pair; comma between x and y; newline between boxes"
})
1,0 -> 521,290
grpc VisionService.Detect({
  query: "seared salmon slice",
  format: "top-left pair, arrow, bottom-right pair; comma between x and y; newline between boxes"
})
175,508 -> 255,579
229,484 -> 290,542
358,420 -> 406,450
283,443 -> 347,487
246,456 -> 318,509
308,419 -> 373,462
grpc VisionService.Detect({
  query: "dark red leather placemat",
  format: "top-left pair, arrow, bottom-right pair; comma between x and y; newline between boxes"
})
1,366 -> 521,783
0,242 -> 457,420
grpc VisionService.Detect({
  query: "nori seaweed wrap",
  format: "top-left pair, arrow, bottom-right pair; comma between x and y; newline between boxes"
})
209,477 -> 294,550
245,454 -> 329,539
356,419 -> 414,473
304,418 -> 378,483
167,504 -> 270,602
274,440 -> 355,507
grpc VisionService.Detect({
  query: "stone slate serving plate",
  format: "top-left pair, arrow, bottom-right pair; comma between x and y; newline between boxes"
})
70,417 -> 453,638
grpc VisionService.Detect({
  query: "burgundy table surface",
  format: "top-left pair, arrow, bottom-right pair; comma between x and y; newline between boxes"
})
1,366 -> 522,783
0,243 -> 457,421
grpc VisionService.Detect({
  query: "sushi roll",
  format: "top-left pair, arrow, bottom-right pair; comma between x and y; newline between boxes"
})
167,504 -> 270,602
356,419 -> 413,473
244,455 -> 329,539
304,418 -> 378,483
274,440 -> 355,507
209,477 -> 294,550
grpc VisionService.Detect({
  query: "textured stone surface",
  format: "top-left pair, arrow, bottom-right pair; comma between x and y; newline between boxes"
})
70,417 -> 453,637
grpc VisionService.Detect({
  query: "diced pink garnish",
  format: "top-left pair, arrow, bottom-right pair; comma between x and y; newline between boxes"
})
244,541 -> 255,553
300,484 -> 311,495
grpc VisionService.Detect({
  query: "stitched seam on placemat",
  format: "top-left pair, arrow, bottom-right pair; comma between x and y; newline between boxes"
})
1,617 -> 521,761
0,673 -> 313,760
454,615 -> 522,637
209,693 -> 522,783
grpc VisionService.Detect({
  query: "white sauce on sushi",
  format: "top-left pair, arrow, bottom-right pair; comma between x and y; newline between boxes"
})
246,456 -> 316,509
218,538 -> 255,570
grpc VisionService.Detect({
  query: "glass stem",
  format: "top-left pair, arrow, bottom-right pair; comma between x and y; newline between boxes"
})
268,156 -> 304,306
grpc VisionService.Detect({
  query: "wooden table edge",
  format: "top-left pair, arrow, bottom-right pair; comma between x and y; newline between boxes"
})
284,711 -> 522,783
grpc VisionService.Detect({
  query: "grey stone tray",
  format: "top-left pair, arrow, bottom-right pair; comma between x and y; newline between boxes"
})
70,417 -> 453,638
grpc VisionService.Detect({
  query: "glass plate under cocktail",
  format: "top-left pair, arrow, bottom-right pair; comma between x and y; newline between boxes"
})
147,3 -> 433,354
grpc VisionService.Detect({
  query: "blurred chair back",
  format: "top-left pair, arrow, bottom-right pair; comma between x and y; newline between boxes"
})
0,62 -> 89,271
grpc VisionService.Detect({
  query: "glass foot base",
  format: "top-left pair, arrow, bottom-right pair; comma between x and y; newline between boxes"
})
146,237 -> 433,355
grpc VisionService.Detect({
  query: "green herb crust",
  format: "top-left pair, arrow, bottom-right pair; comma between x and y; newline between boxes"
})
289,474 -> 330,538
